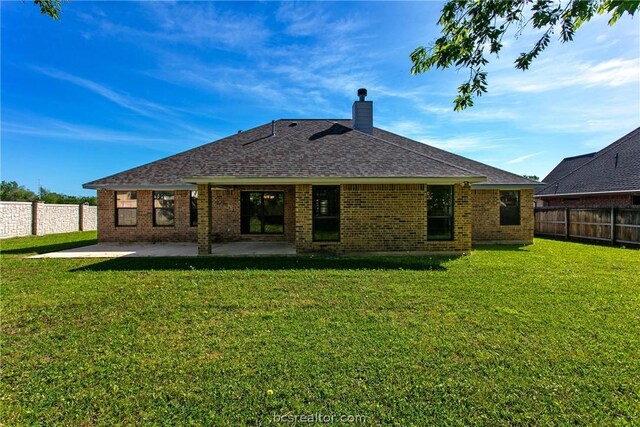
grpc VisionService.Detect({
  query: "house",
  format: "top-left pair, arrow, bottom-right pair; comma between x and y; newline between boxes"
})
84,89 -> 539,255
536,127 -> 640,208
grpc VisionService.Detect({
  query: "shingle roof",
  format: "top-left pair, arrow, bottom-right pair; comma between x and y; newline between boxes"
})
84,119 -> 538,189
541,152 -> 595,185
536,127 -> 640,196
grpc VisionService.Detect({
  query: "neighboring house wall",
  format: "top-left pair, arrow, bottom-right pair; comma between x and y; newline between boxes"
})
471,189 -> 534,244
537,193 -> 638,208
97,190 -> 197,242
211,185 -> 296,243
296,183 -> 472,253
0,201 -> 97,239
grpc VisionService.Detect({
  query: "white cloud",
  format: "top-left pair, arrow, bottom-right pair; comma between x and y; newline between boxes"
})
32,67 -> 216,141
33,67 -> 173,117
494,57 -> 640,93
77,2 -> 271,52
379,119 -> 506,153
276,2 -> 364,38
505,152 -> 545,165
3,119 -> 179,150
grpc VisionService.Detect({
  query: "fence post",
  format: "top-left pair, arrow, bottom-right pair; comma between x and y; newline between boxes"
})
79,203 -> 84,231
564,208 -> 570,240
31,201 -> 41,236
610,207 -> 616,244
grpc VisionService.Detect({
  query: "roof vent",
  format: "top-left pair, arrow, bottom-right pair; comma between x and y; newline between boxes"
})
352,88 -> 373,134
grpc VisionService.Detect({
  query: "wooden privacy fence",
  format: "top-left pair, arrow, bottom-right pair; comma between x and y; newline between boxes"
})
534,207 -> 640,245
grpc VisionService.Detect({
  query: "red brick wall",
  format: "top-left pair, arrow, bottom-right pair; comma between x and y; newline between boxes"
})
537,193 -> 637,208
97,189 -> 197,242
211,185 -> 295,242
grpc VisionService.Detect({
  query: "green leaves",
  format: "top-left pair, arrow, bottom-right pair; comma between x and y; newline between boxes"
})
411,0 -> 639,110
32,0 -> 63,20
601,0 -> 639,25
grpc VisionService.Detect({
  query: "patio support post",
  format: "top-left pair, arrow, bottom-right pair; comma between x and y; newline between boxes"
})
197,183 -> 212,255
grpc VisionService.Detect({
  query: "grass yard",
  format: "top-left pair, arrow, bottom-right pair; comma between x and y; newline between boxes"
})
1,232 -> 639,425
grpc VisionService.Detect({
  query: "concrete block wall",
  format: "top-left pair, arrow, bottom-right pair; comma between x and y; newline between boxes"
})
39,204 -> 80,235
0,201 -> 97,239
471,188 -> 534,244
0,202 -> 33,238
82,206 -> 97,231
97,189 -> 197,243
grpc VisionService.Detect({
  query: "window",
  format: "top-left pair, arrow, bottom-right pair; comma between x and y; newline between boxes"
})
190,191 -> 198,227
115,191 -> 137,226
633,195 -> 640,206
500,190 -> 520,225
427,186 -> 454,240
153,191 -> 175,226
313,186 -> 340,241
240,192 -> 284,234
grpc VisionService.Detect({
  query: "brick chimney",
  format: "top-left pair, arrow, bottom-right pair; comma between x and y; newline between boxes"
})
352,88 -> 373,134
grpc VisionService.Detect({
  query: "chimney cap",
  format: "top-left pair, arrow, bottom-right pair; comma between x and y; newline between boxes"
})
357,88 -> 367,100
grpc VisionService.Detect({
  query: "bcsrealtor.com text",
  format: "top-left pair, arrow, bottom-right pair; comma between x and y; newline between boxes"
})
273,412 -> 367,424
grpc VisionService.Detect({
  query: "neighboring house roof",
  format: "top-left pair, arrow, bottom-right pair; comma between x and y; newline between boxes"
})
84,119 -> 538,189
536,127 -> 640,197
541,152 -> 595,185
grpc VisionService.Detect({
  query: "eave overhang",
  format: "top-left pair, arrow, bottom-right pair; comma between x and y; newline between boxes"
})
472,183 -> 545,190
83,183 -> 197,191
535,188 -> 640,198
181,176 -> 487,185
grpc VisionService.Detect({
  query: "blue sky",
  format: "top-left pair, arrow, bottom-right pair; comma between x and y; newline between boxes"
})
2,1 -> 639,196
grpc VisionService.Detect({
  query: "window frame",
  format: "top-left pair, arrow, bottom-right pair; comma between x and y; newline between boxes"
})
312,185 -> 341,242
190,190 -> 198,227
240,191 -> 285,235
115,191 -> 137,227
427,185 -> 454,241
499,190 -> 521,226
153,191 -> 176,227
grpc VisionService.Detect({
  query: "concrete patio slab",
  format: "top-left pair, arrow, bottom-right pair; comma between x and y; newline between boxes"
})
29,243 -> 198,258
28,242 -> 297,258
210,242 -> 296,256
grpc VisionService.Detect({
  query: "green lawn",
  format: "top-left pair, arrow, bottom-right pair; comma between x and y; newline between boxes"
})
1,232 -> 639,425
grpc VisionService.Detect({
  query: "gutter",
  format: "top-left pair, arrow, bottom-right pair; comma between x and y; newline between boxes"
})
83,183 -> 197,191
472,183 -> 545,190
181,176 -> 487,185
535,189 -> 640,198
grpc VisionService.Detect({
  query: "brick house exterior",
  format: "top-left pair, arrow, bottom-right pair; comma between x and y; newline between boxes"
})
472,189 -> 535,244
86,90 -> 540,255
97,189 -> 197,243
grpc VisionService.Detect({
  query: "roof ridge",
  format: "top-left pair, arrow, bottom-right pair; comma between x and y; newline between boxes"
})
330,121 -> 483,178
540,126 -> 640,190
562,152 -> 597,161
